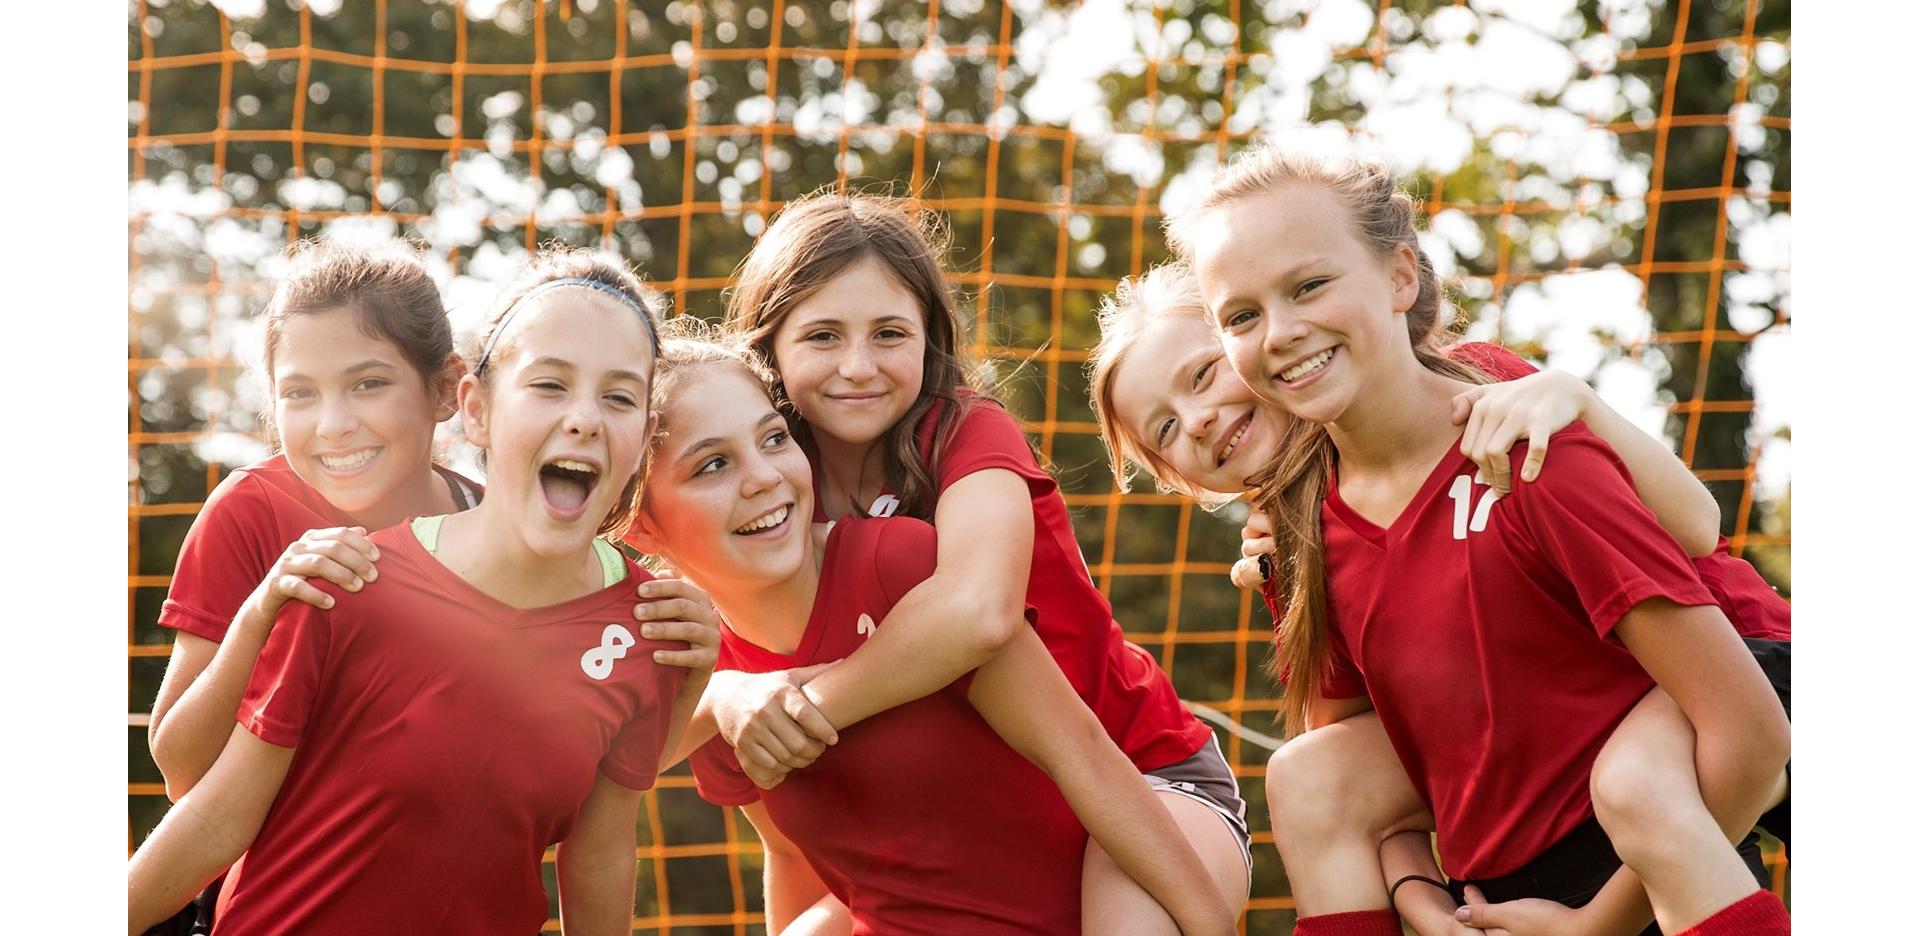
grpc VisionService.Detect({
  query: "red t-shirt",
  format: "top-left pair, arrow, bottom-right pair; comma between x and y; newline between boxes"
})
690,518 -> 1087,935
807,393 -> 1212,772
212,524 -> 686,935
159,455 -> 480,643
1257,344 -> 1791,646
1319,425 -> 1716,879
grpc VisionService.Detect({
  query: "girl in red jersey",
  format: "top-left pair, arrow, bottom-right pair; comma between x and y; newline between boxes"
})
690,190 -> 1251,929
1160,147 -> 1788,936
1088,261 -> 1790,936
628,333 -> 1235,935
128,251 -> 710,935
147,242 -> 718,799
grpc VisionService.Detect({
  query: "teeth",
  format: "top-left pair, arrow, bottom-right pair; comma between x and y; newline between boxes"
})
1281,349 -> 1334,382
734,506 -> 789,535
319,450 -> 376,471
548,458 -> 597,475
1218,420 -> 1249,466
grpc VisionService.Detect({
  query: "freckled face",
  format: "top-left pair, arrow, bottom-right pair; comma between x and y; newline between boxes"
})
1108,313 -> 1289,496
1188,184 -> 1421,427
769,255 -> 928,448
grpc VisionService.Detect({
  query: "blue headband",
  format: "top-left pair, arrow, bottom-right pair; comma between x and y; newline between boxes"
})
474,277 -> 662,376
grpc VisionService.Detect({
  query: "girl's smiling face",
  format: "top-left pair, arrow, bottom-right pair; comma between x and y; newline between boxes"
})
271,308 -> 450,520
634,363 -> 815,592
1106,312 -> 1290,496
459,292 -> 656,556
769,255 -> 927,448
1187,183 -> 1422,427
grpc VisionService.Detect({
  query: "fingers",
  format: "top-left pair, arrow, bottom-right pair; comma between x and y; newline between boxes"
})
636,576 -> 704,601
1230,556 -> 1265,591
1241,510 -> 1274,538
1450,385 -> 1487,426
1240,535 -> 1276,559
782,691 -> 839,747
274,574 -> 335,611
638,618 -> 718,648
632,596 -> 712,624
650,647 -> 716,669
738,743 -> 791,789
1519,420 -> 1550,484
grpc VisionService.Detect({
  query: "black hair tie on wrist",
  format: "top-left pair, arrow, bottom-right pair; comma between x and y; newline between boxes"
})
1257,552 -> 1273,582
1388,873 -> 1451,907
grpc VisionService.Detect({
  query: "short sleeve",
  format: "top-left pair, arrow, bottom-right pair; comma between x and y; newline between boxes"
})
160,472 -> 282,643
1445,342 -> 1539,382
873,519 -> 939,607
931,399 -> 1057,499
1504,431 -> 1715,636
237,594 -> 339,748
689,735 -> 761,806
599,663 -> 692,792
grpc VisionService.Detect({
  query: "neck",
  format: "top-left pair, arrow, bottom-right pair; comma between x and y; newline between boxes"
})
1325,348 -> 1471,478
431,503 -> 602,608
812,434 -> 887,517
349,463 -> 454,531
697,524 -> 828,656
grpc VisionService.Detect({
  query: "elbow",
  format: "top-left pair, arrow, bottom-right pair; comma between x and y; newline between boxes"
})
1676,519 -> 1721,559
960,594 -> 1027,661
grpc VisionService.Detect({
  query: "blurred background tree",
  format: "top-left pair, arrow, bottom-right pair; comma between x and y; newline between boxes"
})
129,0 -> 1789,930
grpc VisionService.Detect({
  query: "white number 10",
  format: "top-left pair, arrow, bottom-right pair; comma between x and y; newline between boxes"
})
1449,471 -> 1501,540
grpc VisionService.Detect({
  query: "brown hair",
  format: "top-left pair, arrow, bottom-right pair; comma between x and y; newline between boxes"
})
647,317 -> 783,443
724,187 -> 980,521
263,238 -> 454,393
1167,147 -> 1488,736
471,245 -> 666,539
1087,261 -> 1239,505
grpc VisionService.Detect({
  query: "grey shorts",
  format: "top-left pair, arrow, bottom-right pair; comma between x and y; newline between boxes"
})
1143,733 -> 1254,882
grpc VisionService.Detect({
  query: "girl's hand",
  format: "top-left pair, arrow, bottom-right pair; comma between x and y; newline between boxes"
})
633,573 -> 722,671
242,526 -> 381,628
1232,510 -> 1276,590
713,664 -> 839,789
1455,885 -> 1582,936
1450,370 -> 1594,495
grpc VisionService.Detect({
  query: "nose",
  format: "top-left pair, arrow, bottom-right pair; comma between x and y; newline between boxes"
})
838,340 -> 878,383
562,393 -> 603,439
1179,400 -> 1218,442
739,447 -> 783,499
316,394 -> 358,442
1262,304 -> 1311,357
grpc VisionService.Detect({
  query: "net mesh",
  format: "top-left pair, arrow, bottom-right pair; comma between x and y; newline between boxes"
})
128,0 -> 1791,931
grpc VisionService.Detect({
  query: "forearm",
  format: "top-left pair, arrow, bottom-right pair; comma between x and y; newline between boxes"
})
151,611 -> 272,800
1380,831 -> 1457,936
969,631 -> 1233,935
127,797 -> 255,934
555,838 -> 639,936
802,575 -> 1021,730
1578,401 -> 1720,557
657,670 -> 713,772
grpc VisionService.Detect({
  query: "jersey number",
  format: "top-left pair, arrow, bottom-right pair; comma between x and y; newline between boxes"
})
1448,471 -> 1501,540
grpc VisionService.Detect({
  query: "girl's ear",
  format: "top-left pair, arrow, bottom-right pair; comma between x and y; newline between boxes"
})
1387,243 -> 1422,314
456,373 -> 490,449
623,504 -> 663,555
433,354 -> 466,422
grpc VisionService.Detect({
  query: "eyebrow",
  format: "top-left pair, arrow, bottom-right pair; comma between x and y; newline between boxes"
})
277,358 -> 400,383
526,356 -> 650,385
789,314 -> 917,330
676,411 -> 783,462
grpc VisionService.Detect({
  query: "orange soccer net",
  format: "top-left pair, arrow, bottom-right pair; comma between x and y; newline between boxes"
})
128,1 -> 1790,931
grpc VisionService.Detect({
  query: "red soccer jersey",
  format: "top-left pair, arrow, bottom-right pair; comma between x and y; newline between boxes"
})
159,455 -> 480,643
1319,424 -> 1716,879
690,517 -> 1088,935
213,524 -> 686,935
1258,343 -> 1792,651
806,392 -> 1212,772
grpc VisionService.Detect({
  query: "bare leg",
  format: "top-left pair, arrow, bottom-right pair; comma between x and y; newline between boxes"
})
1081,789 -> 1250,934
1267,713 -> 1430,916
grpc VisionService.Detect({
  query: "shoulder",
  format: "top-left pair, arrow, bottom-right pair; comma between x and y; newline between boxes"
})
190,458 -> 289,536
1500,423 -> 1637,511
833,517 -> 938,604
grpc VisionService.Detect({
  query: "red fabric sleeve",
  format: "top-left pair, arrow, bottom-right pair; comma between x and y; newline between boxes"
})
931,398 -> 1057,499
873,519 -> 940,606
237,592 -> 339,748
689,734 -> 761,806
599,664 -> 691,792
1444,341 -> 1539,382
1504,430 -> 1716,637
159,472 -> 281,644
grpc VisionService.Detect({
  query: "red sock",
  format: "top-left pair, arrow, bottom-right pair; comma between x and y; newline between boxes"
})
1675,889 -> 1790,935
1292,908 -> 1402,936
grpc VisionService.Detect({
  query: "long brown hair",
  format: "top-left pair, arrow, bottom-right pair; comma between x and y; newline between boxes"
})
1168,148 -> 1488,737
471,245 -> 666,539
724,187 -> 981,521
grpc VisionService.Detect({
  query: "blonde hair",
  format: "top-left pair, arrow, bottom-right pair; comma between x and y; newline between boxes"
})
1166,146 -> 1488,736
1087,261 -> 1237,505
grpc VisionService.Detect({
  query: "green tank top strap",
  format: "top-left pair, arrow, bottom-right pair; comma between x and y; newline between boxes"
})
412,514 -> 626,587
